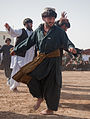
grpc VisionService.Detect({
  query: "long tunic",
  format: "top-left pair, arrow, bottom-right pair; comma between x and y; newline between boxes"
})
6,27 -> 35,90
7,27 -> 35,67
0,45 -> 13,78
14,24 -> 75,111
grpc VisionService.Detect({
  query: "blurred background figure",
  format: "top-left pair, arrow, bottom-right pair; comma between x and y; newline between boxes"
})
0,38 -> 13,84
55,11 -> 73,67
55,11 -> 70,31
0,45 -> 4,70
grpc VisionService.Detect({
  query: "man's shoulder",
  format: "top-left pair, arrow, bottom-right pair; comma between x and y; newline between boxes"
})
10,45 -> 14,47
21,28 -> 26,32
2,45 -> 6,47
54,25 -> 64,33
36,24 -> 43,30
33,24 -> 43,34
20,28 -> 27,33
18,28 -> 28,38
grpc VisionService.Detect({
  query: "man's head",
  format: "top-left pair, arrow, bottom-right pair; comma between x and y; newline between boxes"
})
58,11 -> 70,31
5,38 -> 11,45
59,19 -> 70,31
42,7 -> 57,27
23,18 -> 33,31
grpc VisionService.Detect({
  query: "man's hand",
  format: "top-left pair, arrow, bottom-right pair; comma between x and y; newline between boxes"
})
61,11 -> 67,18
68,47 -> 77,54
4,23 -> 10,31
10,49 -> 16,56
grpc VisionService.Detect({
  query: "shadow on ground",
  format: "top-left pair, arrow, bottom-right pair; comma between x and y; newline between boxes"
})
0,111 -> 85,119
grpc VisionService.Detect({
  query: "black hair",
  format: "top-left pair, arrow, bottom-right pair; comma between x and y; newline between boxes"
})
60,22 -> 70,28
23,18 -> 33,26
42,9 -> 57,18
5,38 -> 11,43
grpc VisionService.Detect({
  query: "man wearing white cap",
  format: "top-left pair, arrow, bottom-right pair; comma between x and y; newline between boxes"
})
5,18 -> 35,91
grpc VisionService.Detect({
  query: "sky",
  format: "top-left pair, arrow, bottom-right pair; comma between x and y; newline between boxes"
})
0,0 -> 90,49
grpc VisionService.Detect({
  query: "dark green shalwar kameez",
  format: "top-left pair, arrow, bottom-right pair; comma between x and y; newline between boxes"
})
14,24 -> 75,111
0,45 -> 13,78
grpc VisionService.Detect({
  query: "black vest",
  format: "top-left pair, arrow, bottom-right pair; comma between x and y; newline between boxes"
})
15,28 -> 28,57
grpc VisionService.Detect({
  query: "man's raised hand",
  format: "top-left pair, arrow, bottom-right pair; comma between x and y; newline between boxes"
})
4,23 -> 10,31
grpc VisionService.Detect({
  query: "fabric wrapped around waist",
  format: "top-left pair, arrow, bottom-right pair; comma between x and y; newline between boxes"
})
13,49 -> 60,84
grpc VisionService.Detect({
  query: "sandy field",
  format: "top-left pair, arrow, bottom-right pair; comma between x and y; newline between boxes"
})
0,70 -> 90,119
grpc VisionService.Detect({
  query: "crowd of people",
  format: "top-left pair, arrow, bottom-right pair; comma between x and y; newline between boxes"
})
0,7 -> 81,115
62,50 -> 90,71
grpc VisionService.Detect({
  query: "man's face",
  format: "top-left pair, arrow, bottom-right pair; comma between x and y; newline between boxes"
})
25,23 -> 33,30
43,17 -> 55,27
61,24 -> 68,31
6,40 -> 10,45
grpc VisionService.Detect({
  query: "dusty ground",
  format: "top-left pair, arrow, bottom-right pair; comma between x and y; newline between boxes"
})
0,70 -> 90,119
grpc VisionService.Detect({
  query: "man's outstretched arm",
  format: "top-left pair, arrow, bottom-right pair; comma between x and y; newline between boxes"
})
5,23 -> 22,37
61,31 -> 77,54
11,31 -> 37,55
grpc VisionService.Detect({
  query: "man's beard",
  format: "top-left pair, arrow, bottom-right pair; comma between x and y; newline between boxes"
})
27,25 -> 32,31
45,22 -> 54,28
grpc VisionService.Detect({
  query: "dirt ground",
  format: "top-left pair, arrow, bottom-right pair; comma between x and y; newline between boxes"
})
0,70 -> 90,119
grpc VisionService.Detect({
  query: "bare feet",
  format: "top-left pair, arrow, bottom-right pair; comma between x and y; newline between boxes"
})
10,87 -> 18,92
33,98 -> 43,110
13,88 -> 18,92
40,109 -> 54,115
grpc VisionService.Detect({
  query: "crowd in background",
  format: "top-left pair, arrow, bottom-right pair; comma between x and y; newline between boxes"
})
62,49 -> 90,71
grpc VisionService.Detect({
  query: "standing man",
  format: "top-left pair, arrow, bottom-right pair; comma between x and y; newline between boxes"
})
0,38 -> 13,84
55,11 -> 71,66
55,12 -> 80,67
5,18 -> 35,91
11,8 -> 76,114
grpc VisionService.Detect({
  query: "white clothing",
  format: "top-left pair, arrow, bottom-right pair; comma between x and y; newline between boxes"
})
6,26 -> 35,90
10,56 -> 16,69
10,28 -> 34,68
7,27 -> 22,37
0,53 -> 3,64
7,27 -> 22,46
82,54 -> 89,61
10,56 -> 22,90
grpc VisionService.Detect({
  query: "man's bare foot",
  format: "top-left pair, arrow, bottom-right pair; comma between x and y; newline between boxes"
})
10,87 -> 18,92
33,98 -> 43,110
40,109 -> 54,115
13,88 -> 18,92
